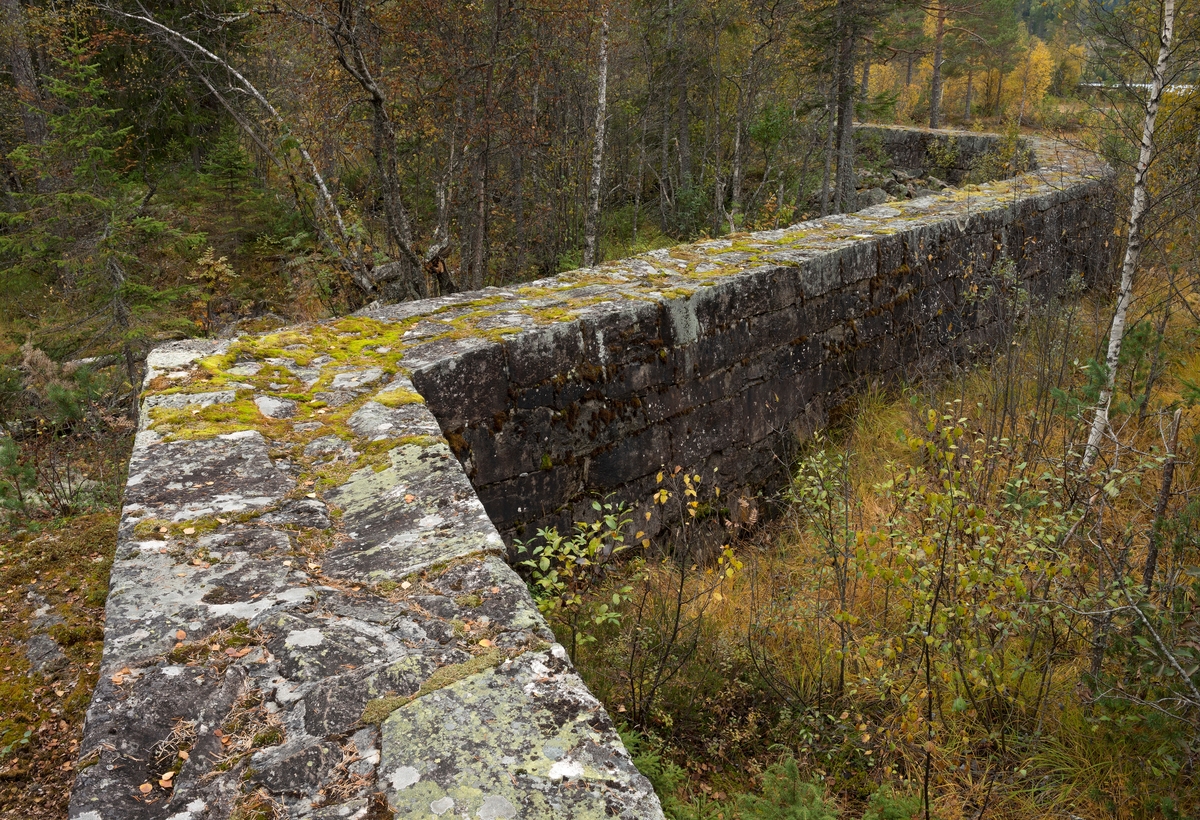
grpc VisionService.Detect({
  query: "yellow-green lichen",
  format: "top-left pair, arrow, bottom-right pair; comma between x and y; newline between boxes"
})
360,648 -> 504,725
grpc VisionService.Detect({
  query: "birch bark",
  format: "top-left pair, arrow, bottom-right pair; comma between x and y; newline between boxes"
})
1082,0 -> 1176,469
583,8 -> 610,268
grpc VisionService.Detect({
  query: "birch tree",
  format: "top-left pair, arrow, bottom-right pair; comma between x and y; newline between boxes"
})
1082,0 -> 1177,470
584,7 -> 610,268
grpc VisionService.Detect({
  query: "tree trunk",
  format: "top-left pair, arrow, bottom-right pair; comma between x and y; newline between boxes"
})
471,150 -> 489,289
730,113 -> 744,229
929,2 -> 947,129
660,0 -> 676,229
677,76 -> 691,189
1143,408 -> 1182,594
470,0 -> 501,290
861,59 -> 871,98
820,75 -> 837,216
833,7 -> 857,213
347,40 -> 423,299
672,0 -> 691,188
634,111 -> 647,241
583,8 -> 610,268
1016,45 -> 1032,126
2,0 -> 45,145
964,69 -> 973,122
1082,0 -> 1176,470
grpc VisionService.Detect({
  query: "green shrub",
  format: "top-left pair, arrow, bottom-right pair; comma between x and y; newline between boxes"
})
861,785 -> 922,820
736,758 -> 837,820
617,726 -> 688,813
514,497 -> 633,657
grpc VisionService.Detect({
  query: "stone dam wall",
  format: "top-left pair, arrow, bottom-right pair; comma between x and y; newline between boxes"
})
70,126 -> 1112,820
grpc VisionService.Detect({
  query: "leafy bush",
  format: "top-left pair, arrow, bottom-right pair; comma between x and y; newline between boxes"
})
515,497 -> 633,657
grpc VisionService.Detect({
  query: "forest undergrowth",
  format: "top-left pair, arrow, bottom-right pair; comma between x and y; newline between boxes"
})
525,275 -> 1200,820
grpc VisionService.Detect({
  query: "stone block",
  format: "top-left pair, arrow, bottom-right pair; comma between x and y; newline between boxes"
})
412,341 -> 509,429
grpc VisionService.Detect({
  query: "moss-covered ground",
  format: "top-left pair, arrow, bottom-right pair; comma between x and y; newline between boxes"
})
0,512 -> 116,817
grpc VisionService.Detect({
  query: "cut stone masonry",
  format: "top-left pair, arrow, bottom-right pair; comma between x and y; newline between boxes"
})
70,125 -> 1112,819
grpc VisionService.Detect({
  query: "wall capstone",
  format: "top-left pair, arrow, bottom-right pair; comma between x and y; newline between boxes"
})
70,125 -> 1111,819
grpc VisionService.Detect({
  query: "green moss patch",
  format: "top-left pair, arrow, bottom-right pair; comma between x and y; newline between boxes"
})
360,648 -> 506,726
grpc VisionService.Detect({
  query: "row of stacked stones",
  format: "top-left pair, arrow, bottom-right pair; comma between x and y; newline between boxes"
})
70,126 -> 1111,819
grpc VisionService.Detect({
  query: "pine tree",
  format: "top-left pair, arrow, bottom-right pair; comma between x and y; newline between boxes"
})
0,40 -> 191,388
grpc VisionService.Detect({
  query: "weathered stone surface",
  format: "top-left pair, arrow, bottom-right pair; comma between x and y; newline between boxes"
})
123,430 -> 293,524
74,125 -> 1110,819
856,187 -> 890,208
26,633 -> 69,674
330,367 -> 385,391
255,395 -> 297,418
323,442 -> 504,582
378,647 -> 660,819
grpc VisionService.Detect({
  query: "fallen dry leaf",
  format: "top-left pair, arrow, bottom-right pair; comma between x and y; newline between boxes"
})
404,494 -> 415,503
182,527 -> 195,535
138,783 -> 153,795
176,630 -> 186,641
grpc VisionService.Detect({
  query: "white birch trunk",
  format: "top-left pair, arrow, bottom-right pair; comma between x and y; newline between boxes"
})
583,7 -> 610,268
1082,0 -> 1176,469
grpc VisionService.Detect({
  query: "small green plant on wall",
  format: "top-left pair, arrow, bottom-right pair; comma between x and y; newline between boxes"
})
515,497 -> 634,658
